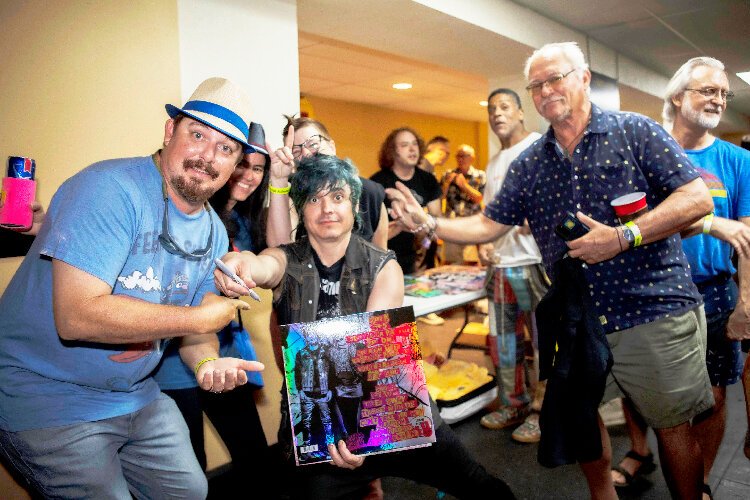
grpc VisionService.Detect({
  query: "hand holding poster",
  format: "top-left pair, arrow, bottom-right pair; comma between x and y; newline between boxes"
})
280,306 -> 435,466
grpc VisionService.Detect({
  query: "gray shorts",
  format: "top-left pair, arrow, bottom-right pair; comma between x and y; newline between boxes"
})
602,305 -> 714,429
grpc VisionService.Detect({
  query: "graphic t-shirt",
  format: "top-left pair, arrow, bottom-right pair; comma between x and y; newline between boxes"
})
0,156 -> 227,431
682,138 -> 750,314
314,252 -> 344,320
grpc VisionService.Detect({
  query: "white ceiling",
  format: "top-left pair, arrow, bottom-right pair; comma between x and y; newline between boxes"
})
297,0 -> 750,130
512,0 -> 750,115
299,32 -> 490,122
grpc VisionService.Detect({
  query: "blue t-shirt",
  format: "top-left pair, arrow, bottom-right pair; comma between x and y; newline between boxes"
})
0,156 -> 227,431
682,138 -> 750,314
485,104 -> 702,333
153,205 -> 263,390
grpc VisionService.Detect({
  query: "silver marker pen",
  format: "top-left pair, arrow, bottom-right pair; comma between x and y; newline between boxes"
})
214,258 -> 261,302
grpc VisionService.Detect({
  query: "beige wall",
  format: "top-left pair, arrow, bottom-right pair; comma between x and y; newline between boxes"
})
305,95 -> 489,180
0,0 -> 181,286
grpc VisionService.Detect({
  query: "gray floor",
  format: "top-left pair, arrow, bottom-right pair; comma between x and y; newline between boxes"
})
382,307 -> 750,500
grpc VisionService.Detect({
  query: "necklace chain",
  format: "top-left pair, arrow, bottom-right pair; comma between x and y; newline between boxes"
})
559,114 -> 591,161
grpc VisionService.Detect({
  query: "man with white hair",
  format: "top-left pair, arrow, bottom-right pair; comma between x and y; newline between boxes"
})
612,57 -> 750,498
387,42 -> 719,499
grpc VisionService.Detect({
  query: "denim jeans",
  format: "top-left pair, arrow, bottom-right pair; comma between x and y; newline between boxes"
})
0,393 -> 206,499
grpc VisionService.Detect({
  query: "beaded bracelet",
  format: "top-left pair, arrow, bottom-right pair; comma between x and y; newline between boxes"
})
269,184 -> 291,195
194,356 -> 217,375
410,215 -> 437,237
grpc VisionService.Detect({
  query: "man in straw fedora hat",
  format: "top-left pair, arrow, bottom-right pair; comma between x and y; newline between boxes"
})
0,77 -> 264,499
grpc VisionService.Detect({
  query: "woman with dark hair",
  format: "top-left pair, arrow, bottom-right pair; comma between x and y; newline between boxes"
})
210,147 -> 270,253
153,123 -> 275,496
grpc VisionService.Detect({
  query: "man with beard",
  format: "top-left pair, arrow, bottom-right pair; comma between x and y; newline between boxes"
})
611,57 -> 750,499
387,42 -> 722,500
477,89 -> 547,445
0,78 -> 264,499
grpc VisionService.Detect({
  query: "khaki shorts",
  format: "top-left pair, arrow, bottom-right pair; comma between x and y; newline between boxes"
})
602,305 -> 714,429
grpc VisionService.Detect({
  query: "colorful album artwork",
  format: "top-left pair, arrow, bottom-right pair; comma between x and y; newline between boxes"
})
280,306 -> 436,466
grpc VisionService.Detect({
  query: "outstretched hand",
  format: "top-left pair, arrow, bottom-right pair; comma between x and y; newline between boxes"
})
385,181 -> 427,231
214,252 -> 260,298
195,357 -> 264,393
566,212 -> 622,264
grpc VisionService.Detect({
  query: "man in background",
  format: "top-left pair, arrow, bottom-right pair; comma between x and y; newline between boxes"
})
611,57 -> 750,498
476,89 -> 547,446
419,135 -> 451,175
441,143 -> 485,264
371,127 -> 444,325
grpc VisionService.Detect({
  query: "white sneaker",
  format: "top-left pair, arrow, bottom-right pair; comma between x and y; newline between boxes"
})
417,313 -> 445,326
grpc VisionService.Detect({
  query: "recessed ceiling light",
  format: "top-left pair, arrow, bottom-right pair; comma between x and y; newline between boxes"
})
479,100 -> 488,107
392,82 -> 412,90
737,71 -> 750,86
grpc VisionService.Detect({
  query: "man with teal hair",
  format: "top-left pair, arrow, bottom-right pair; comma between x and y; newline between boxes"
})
216,154 -> 515,499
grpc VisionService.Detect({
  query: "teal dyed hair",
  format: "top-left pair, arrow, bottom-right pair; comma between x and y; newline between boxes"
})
291,154 -> 362,239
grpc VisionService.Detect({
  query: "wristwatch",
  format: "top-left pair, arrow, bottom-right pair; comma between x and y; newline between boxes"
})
620,225 -> 636,249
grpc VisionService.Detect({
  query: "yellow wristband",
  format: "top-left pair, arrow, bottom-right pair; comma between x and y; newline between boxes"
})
194,357 -> 217,375
702,213 -> 714,235
624,221 -> 642,247
269,184 -> 290,195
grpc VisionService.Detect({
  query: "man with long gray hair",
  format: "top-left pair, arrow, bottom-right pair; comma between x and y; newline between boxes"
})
612,56 -> 750,498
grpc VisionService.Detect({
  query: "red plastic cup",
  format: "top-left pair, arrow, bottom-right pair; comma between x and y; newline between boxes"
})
0,177 -> 36,230
611,192 -> 647,223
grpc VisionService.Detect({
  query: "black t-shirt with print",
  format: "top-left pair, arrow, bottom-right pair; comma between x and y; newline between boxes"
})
313,251 -> 344,321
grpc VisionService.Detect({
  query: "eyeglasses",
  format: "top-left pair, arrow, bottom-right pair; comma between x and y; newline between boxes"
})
159,197 -> 214,260
684,88 -> 734,102
526,68 -> 578,95
153,153 -> 214,260
291,134 -> 329,159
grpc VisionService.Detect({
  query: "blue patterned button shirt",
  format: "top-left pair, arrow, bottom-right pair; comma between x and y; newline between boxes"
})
485,104 -> 703,333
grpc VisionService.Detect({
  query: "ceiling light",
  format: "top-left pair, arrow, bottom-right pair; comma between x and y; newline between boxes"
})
479,100 -> 488,107
737,71 -> 750,86
392,82 -> 412,90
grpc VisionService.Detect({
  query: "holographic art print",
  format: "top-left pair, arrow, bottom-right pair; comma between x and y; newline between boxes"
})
280,306 -> 436,466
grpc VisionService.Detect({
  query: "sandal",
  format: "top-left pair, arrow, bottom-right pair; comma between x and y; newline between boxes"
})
480,406 -> 529,430
611,450 -> 657,488
512,413 -> 541,443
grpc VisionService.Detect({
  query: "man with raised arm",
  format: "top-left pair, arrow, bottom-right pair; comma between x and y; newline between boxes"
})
217,154 -> 514,500
387,42 -> 723,500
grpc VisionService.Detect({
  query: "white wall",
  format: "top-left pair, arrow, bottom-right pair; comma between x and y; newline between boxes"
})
178,0 -> 300,146
176,0 -> 301,470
